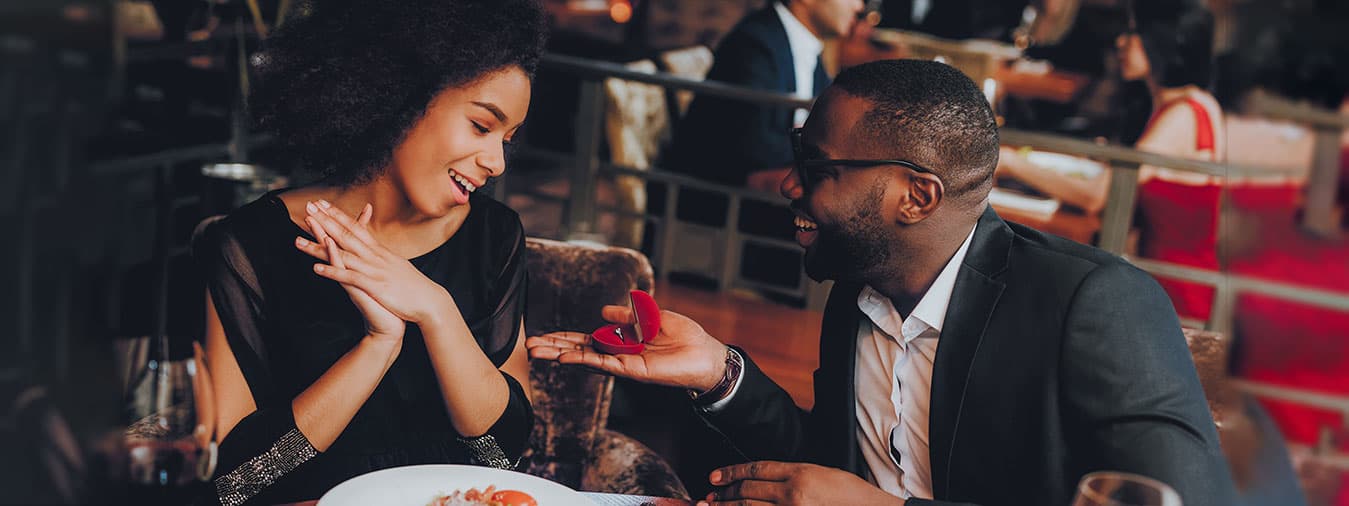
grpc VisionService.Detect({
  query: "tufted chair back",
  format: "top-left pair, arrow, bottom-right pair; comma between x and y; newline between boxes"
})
519,238 -> 687,499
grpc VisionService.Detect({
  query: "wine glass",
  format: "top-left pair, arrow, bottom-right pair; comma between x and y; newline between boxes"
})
120,337 -> 217,504
1072,471 -> 1182,506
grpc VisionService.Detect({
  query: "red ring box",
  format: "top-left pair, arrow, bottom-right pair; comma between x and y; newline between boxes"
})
591,323 -> 643,355
591,290 -> 660,355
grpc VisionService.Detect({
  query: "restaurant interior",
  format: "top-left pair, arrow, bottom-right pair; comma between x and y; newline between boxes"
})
3,0 -> 1348,504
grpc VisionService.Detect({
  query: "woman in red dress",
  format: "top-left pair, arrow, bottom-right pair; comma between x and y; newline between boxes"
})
997,7 -> 1229,322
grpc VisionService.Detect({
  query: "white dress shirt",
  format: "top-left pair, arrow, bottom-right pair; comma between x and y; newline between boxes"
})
911,0 -> 932,24
854,223 -> 977,499
771,1 -> 823,127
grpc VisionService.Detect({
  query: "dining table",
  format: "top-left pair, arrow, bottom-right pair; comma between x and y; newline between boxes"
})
283,492 -> 691,506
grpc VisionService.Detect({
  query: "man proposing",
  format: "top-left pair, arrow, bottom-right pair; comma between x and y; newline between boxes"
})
527,60 -> 1236,506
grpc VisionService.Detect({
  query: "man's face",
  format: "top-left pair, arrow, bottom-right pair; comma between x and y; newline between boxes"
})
803,0 -> 865,38
781,91 -> 901,282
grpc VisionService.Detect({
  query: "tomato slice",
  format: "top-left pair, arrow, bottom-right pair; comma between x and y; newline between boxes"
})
489,490 -> 538,506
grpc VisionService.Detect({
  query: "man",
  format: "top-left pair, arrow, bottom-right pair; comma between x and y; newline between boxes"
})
667,0 -> 864,190
529,60 -> 1237,505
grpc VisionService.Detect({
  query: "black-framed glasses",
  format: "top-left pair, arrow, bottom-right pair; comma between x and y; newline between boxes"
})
790,128 -> 941,184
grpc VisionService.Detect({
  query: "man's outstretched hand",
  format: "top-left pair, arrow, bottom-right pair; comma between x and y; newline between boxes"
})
526,305 -> 731,393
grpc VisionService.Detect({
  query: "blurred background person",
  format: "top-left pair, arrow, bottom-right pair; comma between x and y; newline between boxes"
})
657,0 -> 864,296
666,0 -> 864,191
996,4 -> 1225,323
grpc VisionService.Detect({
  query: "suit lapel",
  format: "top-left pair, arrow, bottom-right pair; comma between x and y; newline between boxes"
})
928,206 -> 1012,498
813,282 -> 866,475
759,8 -> 797,95
812,56 -> 830,95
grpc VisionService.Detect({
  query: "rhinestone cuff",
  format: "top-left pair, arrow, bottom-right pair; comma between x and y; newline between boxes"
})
215,428 -> 318,506
458,433 -> 513,470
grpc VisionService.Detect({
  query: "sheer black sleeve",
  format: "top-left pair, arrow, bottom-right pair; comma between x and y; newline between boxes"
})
457,206 -> 532,467
192,216 -> 318,506
474,206 -> 528,367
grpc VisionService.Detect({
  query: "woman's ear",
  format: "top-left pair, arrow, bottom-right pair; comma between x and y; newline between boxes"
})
897,172 -> 943,224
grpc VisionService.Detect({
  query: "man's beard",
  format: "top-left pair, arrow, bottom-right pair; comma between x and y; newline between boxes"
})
802,183 -> 892,283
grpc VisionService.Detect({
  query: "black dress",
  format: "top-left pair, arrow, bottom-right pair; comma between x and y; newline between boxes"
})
192,190 -> 532,505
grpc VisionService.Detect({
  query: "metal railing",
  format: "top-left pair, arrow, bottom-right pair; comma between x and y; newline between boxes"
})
530,53 -> 1349,318
531,54 -> 826,305
1244,90 -> 1349,238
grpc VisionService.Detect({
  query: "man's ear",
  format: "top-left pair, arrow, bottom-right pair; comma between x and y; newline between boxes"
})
897,172 -> 943,224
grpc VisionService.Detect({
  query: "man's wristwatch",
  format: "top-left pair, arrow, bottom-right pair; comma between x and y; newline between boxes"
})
690,346 -> 744,407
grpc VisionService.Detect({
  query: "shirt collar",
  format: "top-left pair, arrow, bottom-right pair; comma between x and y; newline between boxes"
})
772,1 -> 823,60
856,222 -> 979,342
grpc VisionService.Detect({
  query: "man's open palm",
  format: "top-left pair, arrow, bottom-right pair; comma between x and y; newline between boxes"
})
526,306 -> 730,393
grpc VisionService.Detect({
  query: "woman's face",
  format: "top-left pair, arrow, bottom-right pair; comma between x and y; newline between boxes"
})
388,66 -> 531,216
1116,33 -> 1151,82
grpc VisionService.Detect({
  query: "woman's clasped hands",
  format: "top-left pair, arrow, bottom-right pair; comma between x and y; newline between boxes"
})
293,200 -> 456,343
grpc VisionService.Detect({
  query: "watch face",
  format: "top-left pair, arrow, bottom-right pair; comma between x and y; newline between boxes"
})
629,290 -> 660,344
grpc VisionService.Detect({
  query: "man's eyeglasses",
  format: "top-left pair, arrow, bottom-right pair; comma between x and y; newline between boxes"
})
790,128 -> 941,184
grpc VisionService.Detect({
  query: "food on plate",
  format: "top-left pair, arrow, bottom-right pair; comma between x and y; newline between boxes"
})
486,490 -> 538,506
427,486 -> 538,506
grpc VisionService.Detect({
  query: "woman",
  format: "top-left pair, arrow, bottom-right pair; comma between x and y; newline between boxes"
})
996,6 -> 1225,322
192,1 -> 548,504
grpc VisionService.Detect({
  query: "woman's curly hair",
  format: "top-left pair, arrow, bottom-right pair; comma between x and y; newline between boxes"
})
249,0 -> 549,184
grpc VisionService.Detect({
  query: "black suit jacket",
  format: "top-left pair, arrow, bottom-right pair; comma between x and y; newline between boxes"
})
703,207 -> 1237,506
666,4 -> 829,185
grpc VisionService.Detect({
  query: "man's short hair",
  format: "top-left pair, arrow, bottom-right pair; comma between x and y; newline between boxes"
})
831,59 -> 1000,202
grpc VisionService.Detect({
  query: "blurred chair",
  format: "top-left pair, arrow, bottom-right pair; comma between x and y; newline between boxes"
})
1185,328 -> 1236,425
1,373 -> 85,504
657,45 -> 715,118
600,47 -> 712,251
602,60 -> 668,250
519,238 -> 689,499
649,45 -> 737,294
1183,328 -> 1310,505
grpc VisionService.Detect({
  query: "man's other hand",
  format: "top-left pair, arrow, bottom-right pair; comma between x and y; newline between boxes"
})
700,461 -> 904,505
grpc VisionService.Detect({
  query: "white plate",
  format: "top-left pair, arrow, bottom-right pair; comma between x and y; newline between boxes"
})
317,464 -> 592,506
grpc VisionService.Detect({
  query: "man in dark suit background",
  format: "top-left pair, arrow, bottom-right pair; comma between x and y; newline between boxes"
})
663,0 -> 864,292
530,59 -> 1237,505
667,0 -> 864,188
